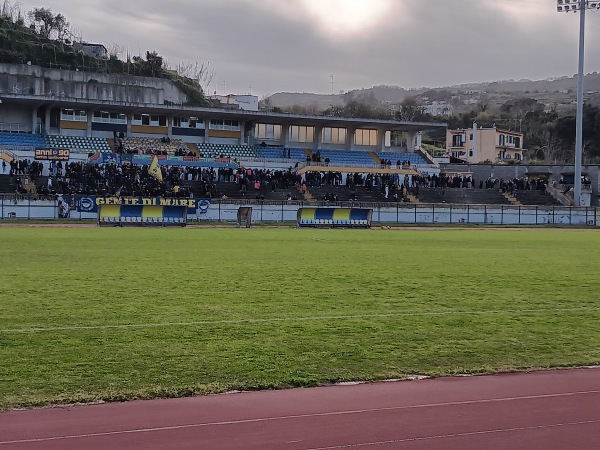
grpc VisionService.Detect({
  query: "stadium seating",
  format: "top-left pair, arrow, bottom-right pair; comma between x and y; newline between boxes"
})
256,147 -> 308,161
314,150 -> 377,166
123,137 -> 189,155
46,135 -> 111,153
196,143 -> 258,159
377,152 -> 428,166
0,132 -> 45,148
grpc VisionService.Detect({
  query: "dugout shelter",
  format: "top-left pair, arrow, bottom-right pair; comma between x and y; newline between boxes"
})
297,207 -> 372,228
98,203 -> 187,227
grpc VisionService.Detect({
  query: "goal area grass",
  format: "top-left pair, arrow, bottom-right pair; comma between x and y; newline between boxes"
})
1,226 -> 599,409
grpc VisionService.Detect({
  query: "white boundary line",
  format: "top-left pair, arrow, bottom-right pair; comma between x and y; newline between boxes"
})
304,419 -> 600,449
1,390 -> 599,445
1,307 -> 600,334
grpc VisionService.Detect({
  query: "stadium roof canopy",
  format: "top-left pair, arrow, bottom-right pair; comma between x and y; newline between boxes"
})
1,94 -> 446,132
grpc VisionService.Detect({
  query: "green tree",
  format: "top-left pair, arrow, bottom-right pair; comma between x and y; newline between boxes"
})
145,50 -> 163,77
399,97 -> 421,121
27,8 -> 55,39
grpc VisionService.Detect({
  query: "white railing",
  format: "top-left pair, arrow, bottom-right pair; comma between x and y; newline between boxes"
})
302,161 -> 438,170
0,123 -> 28,133
0,148 -> 18,159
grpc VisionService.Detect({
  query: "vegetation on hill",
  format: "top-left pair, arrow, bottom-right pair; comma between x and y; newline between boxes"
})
266,88 -> 600,164
1,2 -> 598,161
0,2 -> 210,106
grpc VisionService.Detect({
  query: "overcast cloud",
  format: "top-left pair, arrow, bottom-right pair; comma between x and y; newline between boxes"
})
13,0 -> 600,97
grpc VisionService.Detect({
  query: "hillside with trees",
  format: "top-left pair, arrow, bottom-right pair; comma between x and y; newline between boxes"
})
266,80 -> 600,165
0,1 -> 210,106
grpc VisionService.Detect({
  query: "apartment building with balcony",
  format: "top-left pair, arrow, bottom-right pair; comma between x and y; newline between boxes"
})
446,124 -> 526,163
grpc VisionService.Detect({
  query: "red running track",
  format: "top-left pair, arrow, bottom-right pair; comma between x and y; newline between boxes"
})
1,368 -> 600,449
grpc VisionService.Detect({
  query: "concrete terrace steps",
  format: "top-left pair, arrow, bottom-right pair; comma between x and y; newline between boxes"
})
186,180 -> 302,201
0,174 -> 37,194
0,174 -> 16,193
514,190 -> 563,206
417,188 -> 512,205
307,184 -> 400,203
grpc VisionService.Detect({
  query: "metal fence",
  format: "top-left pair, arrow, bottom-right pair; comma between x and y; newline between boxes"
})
1,195 -> 597,226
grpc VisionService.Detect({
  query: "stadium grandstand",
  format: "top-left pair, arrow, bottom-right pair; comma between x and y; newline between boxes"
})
0,61 -> 593,210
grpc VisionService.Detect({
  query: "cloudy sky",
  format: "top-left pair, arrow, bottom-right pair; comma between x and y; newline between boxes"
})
13,0 -> 600,97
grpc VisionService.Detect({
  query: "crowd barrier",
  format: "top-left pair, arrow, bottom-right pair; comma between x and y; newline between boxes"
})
0,195 -> 598,227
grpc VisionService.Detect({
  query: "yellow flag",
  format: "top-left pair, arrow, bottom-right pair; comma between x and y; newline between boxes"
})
148,156 -> 163,182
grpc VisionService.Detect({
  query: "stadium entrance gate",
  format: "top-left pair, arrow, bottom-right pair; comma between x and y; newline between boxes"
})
237,207 -> 252,228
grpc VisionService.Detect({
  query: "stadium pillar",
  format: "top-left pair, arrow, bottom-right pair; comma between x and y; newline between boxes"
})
314,125 -> 323,150
377,129 -> 386,152
44,108 -> 51,135
204,119 -> 211,144
167,117 -> 173,138
87,111 -> 93,137
406,131 -> 417,153
238,121 -> 246,145
346,126 -> 356,150
281,124 -> 290,148
127,115 -> 132,136
31,107 -> 38,134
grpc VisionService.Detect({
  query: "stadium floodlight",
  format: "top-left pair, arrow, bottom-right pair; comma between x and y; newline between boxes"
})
557,0 -> 598,205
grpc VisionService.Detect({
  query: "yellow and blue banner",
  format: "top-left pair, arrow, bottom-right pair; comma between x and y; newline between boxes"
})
148,155 -> 163,182
69,196 -> 210,214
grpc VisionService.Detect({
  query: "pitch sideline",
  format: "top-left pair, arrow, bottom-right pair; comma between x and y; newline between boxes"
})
1,306 -> 599,334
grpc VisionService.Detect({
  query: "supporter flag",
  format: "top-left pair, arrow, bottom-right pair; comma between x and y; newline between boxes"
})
148,155 -> 163,182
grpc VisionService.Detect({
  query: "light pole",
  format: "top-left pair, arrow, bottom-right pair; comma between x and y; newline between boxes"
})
557,0 -> 599,205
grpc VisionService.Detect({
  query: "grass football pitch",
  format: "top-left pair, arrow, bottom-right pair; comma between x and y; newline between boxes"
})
1,226 -> 600,410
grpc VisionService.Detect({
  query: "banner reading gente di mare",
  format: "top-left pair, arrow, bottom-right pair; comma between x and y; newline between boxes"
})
73,196 -> 211,214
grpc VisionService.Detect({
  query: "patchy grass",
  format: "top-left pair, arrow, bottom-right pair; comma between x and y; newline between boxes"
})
1,227 -> 600,409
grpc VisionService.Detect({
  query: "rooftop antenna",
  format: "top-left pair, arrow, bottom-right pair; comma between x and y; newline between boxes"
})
330,74 -> 334,95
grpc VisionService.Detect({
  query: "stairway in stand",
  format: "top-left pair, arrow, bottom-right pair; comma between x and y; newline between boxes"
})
23,175 -> 38,195
302,189 -> 315,203
406,192 -> 419,203
502,191 -> 521,206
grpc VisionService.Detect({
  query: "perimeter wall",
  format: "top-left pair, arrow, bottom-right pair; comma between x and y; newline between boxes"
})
1,196 -> 597,226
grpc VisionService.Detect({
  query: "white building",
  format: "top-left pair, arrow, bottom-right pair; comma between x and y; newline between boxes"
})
209,94 -> 259,111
